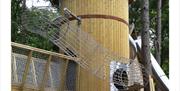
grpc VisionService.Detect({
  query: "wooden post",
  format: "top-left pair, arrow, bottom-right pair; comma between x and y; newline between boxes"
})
59,59 -> 69,91
49,64 -> 54,87
21,50 -> 33,90
31,59 -> 38,87
149,75 -> 155,91
12,54 -> 18,83
40,55 -> 52,91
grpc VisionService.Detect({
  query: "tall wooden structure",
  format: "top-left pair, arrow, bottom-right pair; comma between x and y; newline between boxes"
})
11,0 -> 135,91
60,0 -> 131,91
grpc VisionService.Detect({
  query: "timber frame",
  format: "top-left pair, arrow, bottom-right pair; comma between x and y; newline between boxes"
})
11,42 -> 80,91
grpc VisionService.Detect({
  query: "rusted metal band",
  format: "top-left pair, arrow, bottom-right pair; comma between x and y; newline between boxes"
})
68,14 -> 129,26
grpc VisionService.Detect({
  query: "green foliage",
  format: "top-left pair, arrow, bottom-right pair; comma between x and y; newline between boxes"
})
129,0 -> 169,76
11,0 -> 59,52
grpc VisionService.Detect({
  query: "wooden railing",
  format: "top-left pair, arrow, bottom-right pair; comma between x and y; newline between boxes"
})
11,42 -> 80,91
11,42 -> 80,61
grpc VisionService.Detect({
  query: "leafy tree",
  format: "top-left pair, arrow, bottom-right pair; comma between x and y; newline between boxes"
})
11,0 -> 59,52
155,0 -> 162,90
155,0 -> 162,66
141,0 -> 151,90
129,0 -> 169,76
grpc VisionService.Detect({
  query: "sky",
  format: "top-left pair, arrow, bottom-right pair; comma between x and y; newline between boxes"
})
26,0 -> 51,8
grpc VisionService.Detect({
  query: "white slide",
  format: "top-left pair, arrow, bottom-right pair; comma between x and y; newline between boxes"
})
129,36 -> 169,91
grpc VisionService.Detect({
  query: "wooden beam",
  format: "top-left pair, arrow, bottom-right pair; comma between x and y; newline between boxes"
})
11,42 -> 80,61
59,59 -> 69,91
40,55 -> 52,91
21,50 -> 33,90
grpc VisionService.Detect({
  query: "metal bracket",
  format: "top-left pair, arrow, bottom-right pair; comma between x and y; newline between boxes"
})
63,8 -> 81,22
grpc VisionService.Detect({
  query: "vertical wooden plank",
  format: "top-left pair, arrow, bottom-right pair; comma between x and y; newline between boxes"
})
149,75 -> 155,91
149,75 -> 152,91
59,59 -> 69,91
13,54 -> 18,83
49,64 -> 54,87
31,59 -> 38,87
40,55 -> 52,91
21,50 -> 33,90
151,77 -> 155,91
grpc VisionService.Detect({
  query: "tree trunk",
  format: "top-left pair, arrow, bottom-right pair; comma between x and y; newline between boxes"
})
155,0 -> 162,66
155,0 -> 162,91
22,0 -> 26,10
141,0 -> 152,91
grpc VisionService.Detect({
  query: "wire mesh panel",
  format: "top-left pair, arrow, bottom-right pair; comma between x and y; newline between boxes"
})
50,58 -> 61,87
110,60 -> 148,91
12,53 -> 18,84
11,51 -> 47,89
12,47 -> 29,85
44,56 -> 63,91
128,60 -> 144,87
12,55 -> 15,82
15,56 -> 27,84
33,56 -> 47,88
25,61 -> 35,87
110,61 -> 129,91
12,46 -> 66,91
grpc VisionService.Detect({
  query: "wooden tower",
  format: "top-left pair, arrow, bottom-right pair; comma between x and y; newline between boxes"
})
60,0 -> 132,91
